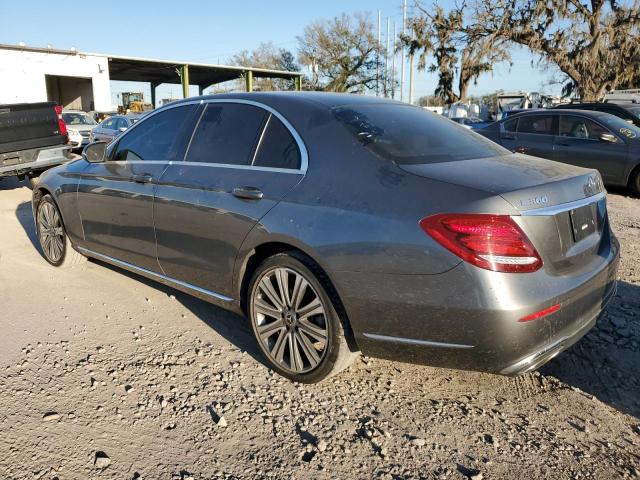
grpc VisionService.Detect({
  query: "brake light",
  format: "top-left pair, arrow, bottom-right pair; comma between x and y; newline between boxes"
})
54,105 -> 67,136
419,213 -> 543,273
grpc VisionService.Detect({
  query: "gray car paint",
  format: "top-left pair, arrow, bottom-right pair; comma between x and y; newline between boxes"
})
479,109 -> 640,186
33,93 -> 620,376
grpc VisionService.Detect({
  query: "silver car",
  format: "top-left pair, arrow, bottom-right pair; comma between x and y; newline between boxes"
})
90,114 -> 141,143
62,110 -> 97,150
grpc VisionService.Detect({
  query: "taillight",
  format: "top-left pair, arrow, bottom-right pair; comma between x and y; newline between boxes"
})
54,105 -> 67,136
419,213 -> 543,273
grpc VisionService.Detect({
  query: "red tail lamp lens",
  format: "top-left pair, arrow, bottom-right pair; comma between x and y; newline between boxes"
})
419,213 -> 543,273
54,105 -> 67,136
519,303 -> 561,322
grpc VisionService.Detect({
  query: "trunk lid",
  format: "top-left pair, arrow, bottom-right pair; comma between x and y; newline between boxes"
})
400,154 -> 610,275
0,102 -> 66,155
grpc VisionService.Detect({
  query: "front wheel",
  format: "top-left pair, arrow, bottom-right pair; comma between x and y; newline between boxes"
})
36,194 -> 85,267
248,253 -> 357,383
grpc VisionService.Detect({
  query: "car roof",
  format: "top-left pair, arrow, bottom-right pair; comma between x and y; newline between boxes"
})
506,108 -> 610,119
170,91 -> 406,110
555,102 -> 635,110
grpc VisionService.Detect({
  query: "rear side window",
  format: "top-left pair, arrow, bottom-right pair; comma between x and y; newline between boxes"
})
113,105 -> 194,161
333,104 -> 507,165
252,114 -> 301,169
517,115 -> 554,135
186,103 -> 267,165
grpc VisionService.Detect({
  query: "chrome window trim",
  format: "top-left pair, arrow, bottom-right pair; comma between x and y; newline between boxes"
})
77,247 -> 234,302
521,191 -> 606,216
113,98 -> 309,173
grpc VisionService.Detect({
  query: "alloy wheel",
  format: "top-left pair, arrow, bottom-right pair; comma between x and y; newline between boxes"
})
251,267 -> 329,374
37,202 -> 65,264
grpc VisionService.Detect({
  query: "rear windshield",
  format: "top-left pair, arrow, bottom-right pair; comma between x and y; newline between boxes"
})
333,104 -> 507,164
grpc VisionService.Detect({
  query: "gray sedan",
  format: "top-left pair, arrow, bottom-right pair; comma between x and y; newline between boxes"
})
478,109 -> 640,194
90,114 -> 141,143
32,93 -> 619,383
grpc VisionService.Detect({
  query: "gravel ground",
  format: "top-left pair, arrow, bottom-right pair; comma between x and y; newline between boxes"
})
0,177 -> 638,480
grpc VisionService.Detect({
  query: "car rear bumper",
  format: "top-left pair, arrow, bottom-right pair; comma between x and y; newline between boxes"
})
334,231 -> 620,375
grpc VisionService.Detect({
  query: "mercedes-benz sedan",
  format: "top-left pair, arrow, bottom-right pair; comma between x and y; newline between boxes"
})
32,93 -> 619,383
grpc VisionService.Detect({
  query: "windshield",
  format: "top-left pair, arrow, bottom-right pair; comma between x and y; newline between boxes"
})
333,104 -> 507,165
62,112 -> 97,126
598,114 -> 640,140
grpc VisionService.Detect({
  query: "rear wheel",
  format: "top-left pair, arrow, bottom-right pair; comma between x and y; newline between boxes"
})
36,194 -> 85,267
247,253 -> 357,383
630,168 -> 640,196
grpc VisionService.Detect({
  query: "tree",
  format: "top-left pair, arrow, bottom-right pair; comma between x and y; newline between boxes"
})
471,0 -> 640,100
403,3 -> 510,103
297,13 -> 381,92
231,42 -> 300,91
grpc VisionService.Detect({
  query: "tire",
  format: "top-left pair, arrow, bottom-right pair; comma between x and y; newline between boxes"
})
35,194 -> 86,268
630,168 -> 640,196
247,252 -> 358,383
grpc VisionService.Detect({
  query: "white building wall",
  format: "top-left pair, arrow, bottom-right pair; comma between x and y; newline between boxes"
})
0,48 -> 113,111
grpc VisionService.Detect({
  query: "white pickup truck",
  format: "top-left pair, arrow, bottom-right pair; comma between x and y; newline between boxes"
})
0,102 -> 73,184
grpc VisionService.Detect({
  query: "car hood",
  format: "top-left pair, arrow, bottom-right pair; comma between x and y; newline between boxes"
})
398,153 -> 604,212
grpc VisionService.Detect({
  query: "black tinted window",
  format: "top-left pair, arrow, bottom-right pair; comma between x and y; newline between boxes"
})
504,118 -> 518,132
252,115 -> 301,169
113,106 -> 194,161
186,103 -> 267,165
333,104 -> 507,165
517,115 -> 554,135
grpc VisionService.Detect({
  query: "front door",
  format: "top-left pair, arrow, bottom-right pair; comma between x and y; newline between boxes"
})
154,101 -> 305,298
76,104 -> 197,270
554,114 -> 628,182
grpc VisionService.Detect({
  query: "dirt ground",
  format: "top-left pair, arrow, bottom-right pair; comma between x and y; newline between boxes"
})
0,176 -> 638,480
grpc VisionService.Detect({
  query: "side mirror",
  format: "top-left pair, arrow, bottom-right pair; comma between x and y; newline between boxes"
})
83,141 -> 108,163
599,133 -> 617,143
118,127 -> 127,133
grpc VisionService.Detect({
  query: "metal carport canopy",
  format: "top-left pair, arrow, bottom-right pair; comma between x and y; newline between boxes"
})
91,52 -> 303,91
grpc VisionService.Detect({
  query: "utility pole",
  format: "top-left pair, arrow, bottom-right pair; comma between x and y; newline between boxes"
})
409,51 -> 415,104
400,0 -> 407,102
377,10 -> 381,97
385,16 -> 390,98
391,21 -> 397,99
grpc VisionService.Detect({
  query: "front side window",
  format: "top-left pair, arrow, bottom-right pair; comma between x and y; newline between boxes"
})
252,115 -> 301,169
559,115 -> 608,140
333,104 -> 507,165
517,115 -> 554,135
112,105 -> 194,161
186,103 -> 267,165
503,117 -> 518,132
101,118 -> 115,130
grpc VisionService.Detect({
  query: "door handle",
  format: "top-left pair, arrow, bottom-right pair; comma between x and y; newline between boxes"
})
232,186 -> 263,200
132,174 -> 153,184
513,146 -> 528,153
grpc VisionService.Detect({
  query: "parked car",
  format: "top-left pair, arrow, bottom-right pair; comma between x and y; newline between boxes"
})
62,110 -> 97,150
479,109 -> 640,194
450,117 -> 493,130
90,114 -> 140,143
552,102 -> 640,128
0,101 -> 72,185
32,93 -> 619,383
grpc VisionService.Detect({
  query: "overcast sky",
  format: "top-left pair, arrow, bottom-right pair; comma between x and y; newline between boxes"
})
0,0 -> 561,106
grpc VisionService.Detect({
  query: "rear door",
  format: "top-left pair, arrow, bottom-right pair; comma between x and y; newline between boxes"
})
554,114 -> 628,182
154,100 -> 305,298
76,104 -> 198,270
511,113 -> 556,159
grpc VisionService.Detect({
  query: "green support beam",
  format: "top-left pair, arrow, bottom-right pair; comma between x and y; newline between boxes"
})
294,76 -> 302,91
180,64 -> 190,98
245,70 -> 253,92
150,82 -> 159,108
